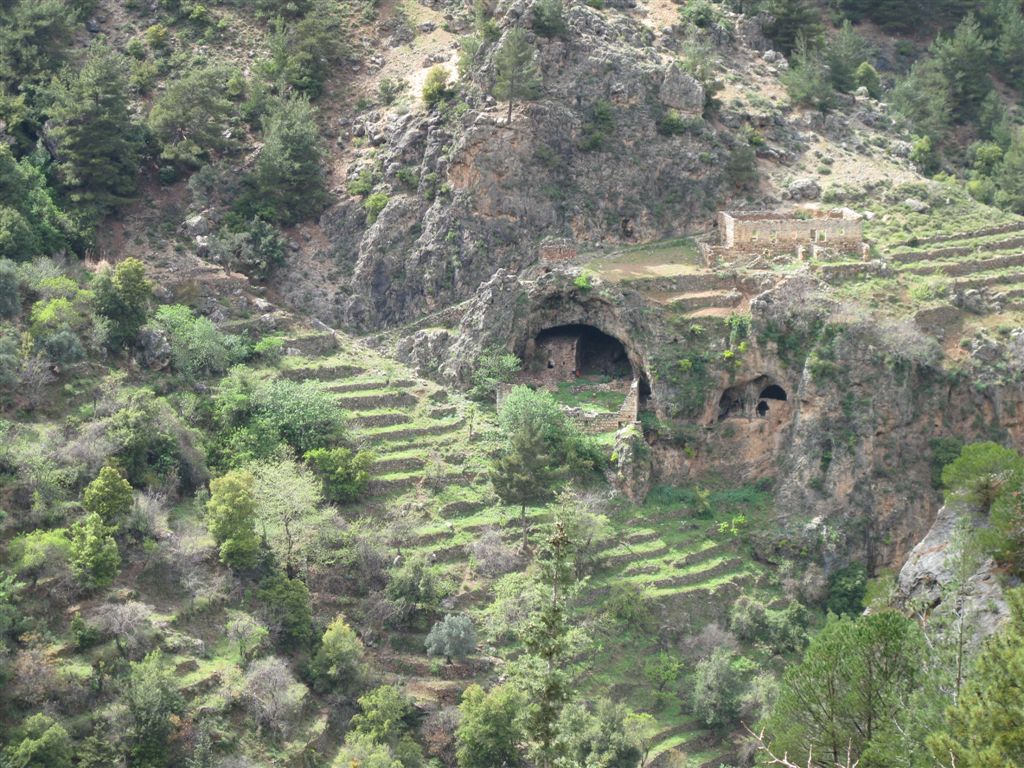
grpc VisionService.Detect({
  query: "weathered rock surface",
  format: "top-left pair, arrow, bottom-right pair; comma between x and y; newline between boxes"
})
613,423 -> 652,503
895,503 -> 1009,642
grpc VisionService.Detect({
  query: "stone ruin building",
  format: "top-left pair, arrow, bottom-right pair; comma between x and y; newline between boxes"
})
701,208 -> 867,267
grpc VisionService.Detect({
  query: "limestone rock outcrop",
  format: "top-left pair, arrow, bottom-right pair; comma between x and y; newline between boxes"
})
895,503 -> 1009,643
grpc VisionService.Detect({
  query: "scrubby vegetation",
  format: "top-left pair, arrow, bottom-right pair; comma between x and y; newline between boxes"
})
4,0 -> 1024,765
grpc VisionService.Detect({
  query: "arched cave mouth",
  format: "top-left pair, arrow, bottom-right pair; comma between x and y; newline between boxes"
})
718,377 -> 789,421
533,324 -> 633,379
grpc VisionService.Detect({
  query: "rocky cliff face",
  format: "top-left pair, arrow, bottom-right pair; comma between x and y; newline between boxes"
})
403,267 -> 1024,572
295,0 -> 751,331
894,502 -> 1009,642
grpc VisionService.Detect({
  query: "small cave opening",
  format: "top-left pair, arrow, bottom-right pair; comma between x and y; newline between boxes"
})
718,376 -> 789,421
759,384 -> 787,401
533,324 -> 632,379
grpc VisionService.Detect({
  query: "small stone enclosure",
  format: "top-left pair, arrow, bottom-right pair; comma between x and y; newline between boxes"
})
702,208 -> 866,266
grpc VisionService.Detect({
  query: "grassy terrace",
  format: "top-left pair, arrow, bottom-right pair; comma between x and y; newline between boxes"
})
582,237 -> 703,282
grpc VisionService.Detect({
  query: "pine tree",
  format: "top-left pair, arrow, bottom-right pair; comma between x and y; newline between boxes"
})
928,588 -> 1024,767
491,28 -> 541,124
764,0 -> 823,56
518,522 -> 574,768
47,43 -> 141,218
490,414 -> 564,550
826,21 -> 871,94
932,14 -> 994,124
69,511 -> 121,589
246,96 -> 327,224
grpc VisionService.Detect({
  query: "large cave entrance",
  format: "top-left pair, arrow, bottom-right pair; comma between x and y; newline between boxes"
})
533,324 -> 633,379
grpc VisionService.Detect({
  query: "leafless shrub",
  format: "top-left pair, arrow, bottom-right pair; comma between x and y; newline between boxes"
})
422,706 -> 461,763
683,622 -> 738,660
129,490 -> 171,540
469,528 -> 521,577
243,656 -> 308,738
90,601 -> 155,659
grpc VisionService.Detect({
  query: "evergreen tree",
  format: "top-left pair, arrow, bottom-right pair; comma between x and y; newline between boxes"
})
125,652 -> 184,768
47,43 -> 141,218
147,65 -> 236,168
205,470 -> 261,569
308,614 -> 367,693
891,57 -> 953,142
425,613 -> 477,663
93,257 -> 153,349
256,571 -> 314,648
764,610 -> 924,767
491,28 -> 541,124
764,0 -> 823,56
69,512 -> 120,589
826,22 -> 871,94
518,522 -> 575,768
490,413 -> 564,551
0,144 -> 71,260
0,713 -> 73,768
995,0 -> 1024,87
781,39 -> 836,112
456,684 -> 525,768
928,588 -> 1024,768
692,649 -> 744,727
245,96 -> 327,224
932,14 -> 994,124
82,465 -> 133,526
995,129 -> 1024,215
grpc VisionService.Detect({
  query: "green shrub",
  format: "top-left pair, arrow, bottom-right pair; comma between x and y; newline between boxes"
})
532,0 -> 567,37
208,218 -> 287,281
469,347 -> 521,401
364,192 -> 390,224
256,571 -> 314,648
579,100 -> 615,152
657,109 -> 702,136
724,145 -> 758,189
347,167 -> 376,197
304,447 -> 374,503
309,614 -> 367,693
855,61 -> 881,98
422,65 -> 451,107
151,305 -> 244,379
826,563 -> 867,616
424,613 -> 476,662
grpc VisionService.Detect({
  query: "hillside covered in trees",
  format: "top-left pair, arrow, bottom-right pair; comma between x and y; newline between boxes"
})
3,0 -> 1024,766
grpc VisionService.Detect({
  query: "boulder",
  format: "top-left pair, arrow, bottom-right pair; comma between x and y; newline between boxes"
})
787,177 -> 821,201
136,328 -> 172,370
659,63 -> 704,114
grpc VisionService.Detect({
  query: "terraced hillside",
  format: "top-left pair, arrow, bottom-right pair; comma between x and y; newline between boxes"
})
274,331 -> 781,767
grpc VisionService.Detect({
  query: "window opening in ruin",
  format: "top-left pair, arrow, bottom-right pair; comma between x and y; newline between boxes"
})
759,384 -> 787,401
756,401 -> 769,417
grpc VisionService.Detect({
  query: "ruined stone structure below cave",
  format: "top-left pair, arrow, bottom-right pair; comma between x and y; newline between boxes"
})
506,323 -> 643,434
702,208 -> 867,267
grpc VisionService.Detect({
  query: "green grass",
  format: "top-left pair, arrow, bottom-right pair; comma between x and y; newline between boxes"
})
549,377 -> 630,413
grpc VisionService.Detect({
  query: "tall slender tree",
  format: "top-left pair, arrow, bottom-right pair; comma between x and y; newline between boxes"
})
491,28 -> 541,124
